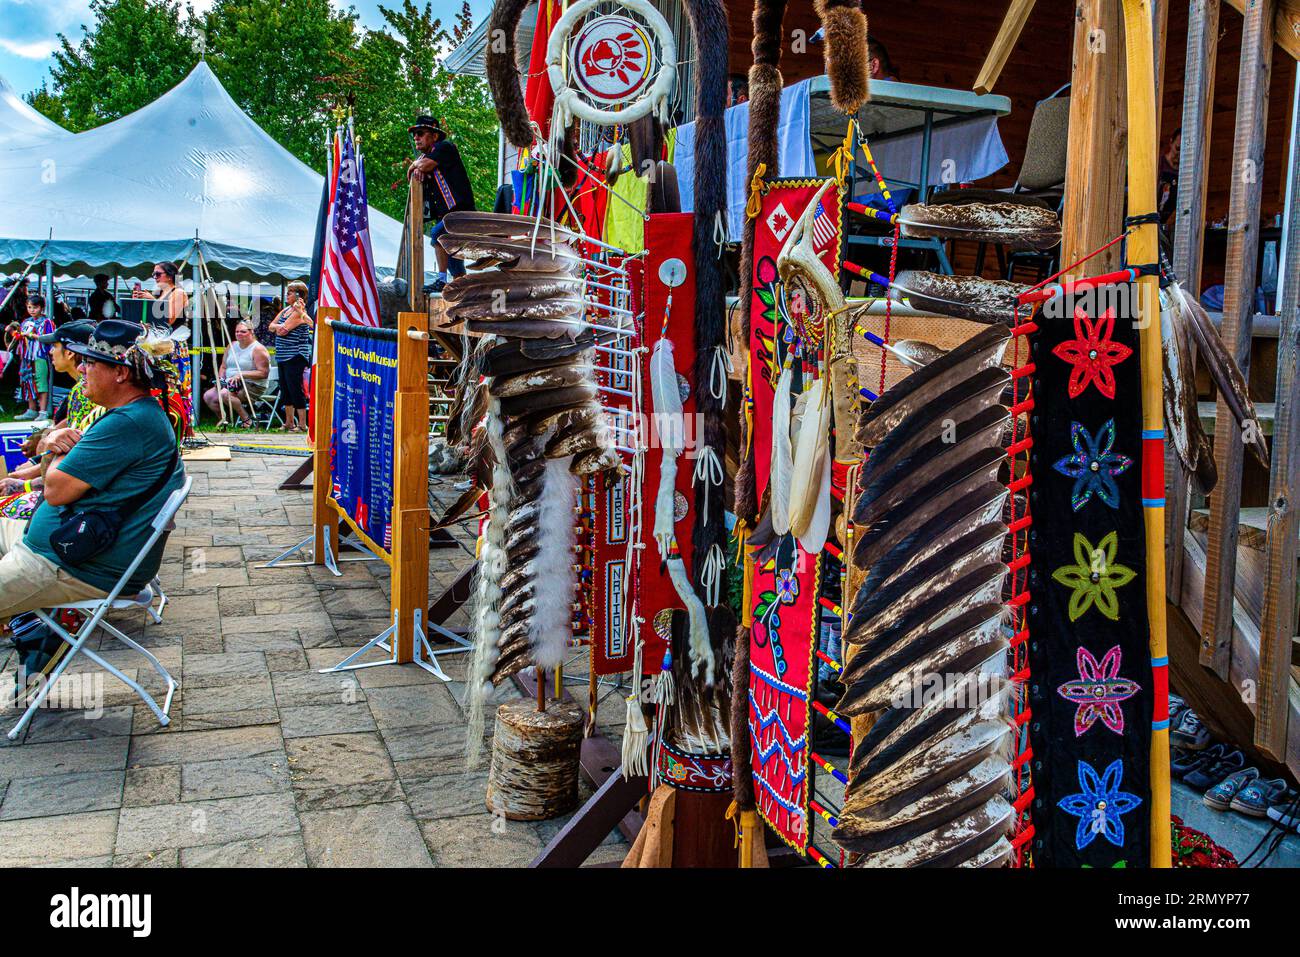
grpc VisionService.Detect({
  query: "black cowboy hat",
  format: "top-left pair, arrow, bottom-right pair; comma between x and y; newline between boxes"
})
64,318 -> 144,367
408,114 -> 446,139
36,319 -> 95,348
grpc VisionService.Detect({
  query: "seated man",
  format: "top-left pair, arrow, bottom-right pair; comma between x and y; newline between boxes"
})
0,319 -> 184,619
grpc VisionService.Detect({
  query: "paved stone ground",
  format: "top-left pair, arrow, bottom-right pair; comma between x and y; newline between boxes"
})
0,441 -> 630,867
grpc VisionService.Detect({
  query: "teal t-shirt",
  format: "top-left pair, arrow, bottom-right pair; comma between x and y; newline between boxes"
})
26,397 -> 184,593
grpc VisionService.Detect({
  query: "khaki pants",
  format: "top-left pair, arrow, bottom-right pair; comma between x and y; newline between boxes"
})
0,518 -> 108,620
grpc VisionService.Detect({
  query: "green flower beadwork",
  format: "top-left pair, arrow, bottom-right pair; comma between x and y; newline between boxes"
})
1051,531 -> 1137,622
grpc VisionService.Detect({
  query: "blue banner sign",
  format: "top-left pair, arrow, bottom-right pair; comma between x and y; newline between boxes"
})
330,323 -> 398,555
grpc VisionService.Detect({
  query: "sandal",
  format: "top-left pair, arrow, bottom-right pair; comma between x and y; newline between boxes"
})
1203,767 -> 1259,811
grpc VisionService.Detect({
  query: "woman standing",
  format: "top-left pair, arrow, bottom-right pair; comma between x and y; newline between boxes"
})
202,320 -> 270,428
134,261 -> 193,436
268,281 -> 314,433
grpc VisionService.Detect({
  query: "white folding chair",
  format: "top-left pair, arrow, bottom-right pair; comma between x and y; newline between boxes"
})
7,476 -> 193,741
251,365 -> 283,431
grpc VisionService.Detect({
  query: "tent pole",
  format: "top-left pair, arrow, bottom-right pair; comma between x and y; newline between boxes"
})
45,259 -> 53,317
192,240 -> 202,417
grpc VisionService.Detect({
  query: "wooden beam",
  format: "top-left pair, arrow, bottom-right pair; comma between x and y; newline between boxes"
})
1255,106 -> 1300,758
312,307 -> 340,569
392,310 -> 431,663
406,177 -> 427,314
1168,0 -> 1220,602
1202,0 -> 1275,677
973,0 -> 1038,95
1153,0 -> 1170,130
1060,0 -> 1128,277
1225,0 -> 1300,61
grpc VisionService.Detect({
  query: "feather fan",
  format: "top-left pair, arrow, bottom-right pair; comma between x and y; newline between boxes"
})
833,324 -> 1015,867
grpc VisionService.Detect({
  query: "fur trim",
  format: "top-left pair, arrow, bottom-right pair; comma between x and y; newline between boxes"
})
730,624 -> 755,809
528,456 -> 577,670
751,0 -> 788,65
684,0 -> 730,612
485,0 -> 536,149
817,3 -> 870,114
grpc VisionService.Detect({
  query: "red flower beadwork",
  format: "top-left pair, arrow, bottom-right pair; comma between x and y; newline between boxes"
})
1052,306 -> 1133,399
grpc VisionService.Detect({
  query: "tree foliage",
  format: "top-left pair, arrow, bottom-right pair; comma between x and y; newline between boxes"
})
40,0 -> 200,131
26,0 -> 500,225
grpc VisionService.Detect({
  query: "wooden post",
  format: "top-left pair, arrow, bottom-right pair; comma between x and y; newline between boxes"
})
407,177 -> 426,314
391,310 -> 431,664
1254,125 -> 1300,759
312,307 -> 340,568
1119,0 -> 1172,869
1167,0 -> 1220,601
973,0 -> 1038,95
1060,0 -> 1128,276
1200,0 -> 1275,678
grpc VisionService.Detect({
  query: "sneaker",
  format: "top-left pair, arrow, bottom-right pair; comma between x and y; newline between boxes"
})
1170,707 -> 1212,750
1266,793 -> 1300,833
12,409 -> 37,421
1173,741 -> 1226,778
1184,747 -> 1246,789
1203,767 -> 1259,811
430,277 -> 448,294
1230,777 -> 1291,818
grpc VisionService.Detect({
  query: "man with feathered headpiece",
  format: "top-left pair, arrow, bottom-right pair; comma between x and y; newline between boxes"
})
0,319 -> 185,619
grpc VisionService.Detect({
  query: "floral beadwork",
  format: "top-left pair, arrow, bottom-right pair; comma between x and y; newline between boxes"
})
1057,758 -> 1142,850
1057,645 -> 1141,736
1052,531 -> 1137,621
1052,306 -> 1133,400
1053,419 -> 1133,510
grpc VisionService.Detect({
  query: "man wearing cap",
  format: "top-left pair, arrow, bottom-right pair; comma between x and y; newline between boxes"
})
408,114 -> 476,293
0,320 -> 183,617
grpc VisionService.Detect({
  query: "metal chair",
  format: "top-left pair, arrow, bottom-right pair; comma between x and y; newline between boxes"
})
7,476 -> 193,740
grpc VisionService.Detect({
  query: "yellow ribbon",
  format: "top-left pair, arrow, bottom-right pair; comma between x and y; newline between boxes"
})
829,121 -> 855,187
745,162 -> 769,220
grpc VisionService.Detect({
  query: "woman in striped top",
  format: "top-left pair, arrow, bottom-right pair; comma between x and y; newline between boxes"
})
269,281 -> 314,432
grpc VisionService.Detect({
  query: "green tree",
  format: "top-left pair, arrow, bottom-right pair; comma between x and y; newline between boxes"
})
44,0 -> 201,131
201,0 -> 358,168
343,2 -> 498,222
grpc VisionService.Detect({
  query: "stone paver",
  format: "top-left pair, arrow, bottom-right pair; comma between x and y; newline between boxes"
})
2,448 -> 628,868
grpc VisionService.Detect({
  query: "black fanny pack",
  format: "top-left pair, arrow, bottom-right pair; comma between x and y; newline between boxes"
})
47,421 -> 179,566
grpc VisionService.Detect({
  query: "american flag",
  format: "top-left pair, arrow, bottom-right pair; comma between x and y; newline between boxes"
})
811,200 -> 837,251
319,125 -> 381,326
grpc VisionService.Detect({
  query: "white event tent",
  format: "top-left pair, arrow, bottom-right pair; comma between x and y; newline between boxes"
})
0,62 -> 428,284
0,73 -> 70,150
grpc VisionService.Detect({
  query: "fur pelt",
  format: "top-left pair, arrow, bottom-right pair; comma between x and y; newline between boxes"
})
485,0 -> 536,149
817,1 -> 870,115
684,0 -> 730,620
731,0 -> 788,818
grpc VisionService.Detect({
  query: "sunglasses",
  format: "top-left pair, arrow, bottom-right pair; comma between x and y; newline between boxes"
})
152,271 -> 165,278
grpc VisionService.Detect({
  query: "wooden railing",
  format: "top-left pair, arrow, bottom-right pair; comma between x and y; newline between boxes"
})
1170,0 -> 1300,775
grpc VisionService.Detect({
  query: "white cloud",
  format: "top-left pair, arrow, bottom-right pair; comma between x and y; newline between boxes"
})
0,37 -> 58,60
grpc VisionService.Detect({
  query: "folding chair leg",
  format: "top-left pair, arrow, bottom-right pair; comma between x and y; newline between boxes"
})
78,644 -> 175,725
7,623 -> 93,740
148,576 -> 167,623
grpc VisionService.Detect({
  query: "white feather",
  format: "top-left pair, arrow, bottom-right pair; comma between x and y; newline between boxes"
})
528,456 -> 577,670
788,377 -> 830,537
798,452 -> 833,554
770,365 -> 794,536
650,337 -> 684,558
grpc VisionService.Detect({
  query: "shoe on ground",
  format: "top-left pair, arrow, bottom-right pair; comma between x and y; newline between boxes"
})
1203,767 -> 1259,811
430,277 -> 447,294
13,409 -> 37,421
1173,741 -> 1226,778
1230,777 -> 1291,818
1184,747 -> 1246,790
1170,707 -> 1212,750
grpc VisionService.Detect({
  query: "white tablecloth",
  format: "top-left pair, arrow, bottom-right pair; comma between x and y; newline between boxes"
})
855,115 -> 1009,201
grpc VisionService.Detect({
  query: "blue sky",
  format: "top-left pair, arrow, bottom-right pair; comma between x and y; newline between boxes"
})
0,0 -> 494,98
